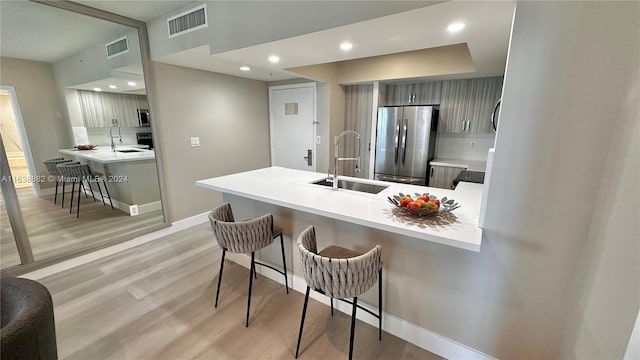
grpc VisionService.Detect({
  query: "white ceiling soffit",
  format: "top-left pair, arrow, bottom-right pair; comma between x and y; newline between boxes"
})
157,1 -> 515,82
0,1 -> 131,63
71,0 -> 195,22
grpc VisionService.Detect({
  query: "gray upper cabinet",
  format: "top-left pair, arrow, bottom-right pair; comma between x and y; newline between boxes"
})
439,76 -> 503,133
78,90 -> 148,128
384,82 -> 442,106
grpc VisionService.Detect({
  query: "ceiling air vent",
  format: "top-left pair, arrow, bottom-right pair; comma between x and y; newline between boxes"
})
106,36 -> 129,59
167,4 -> 207,38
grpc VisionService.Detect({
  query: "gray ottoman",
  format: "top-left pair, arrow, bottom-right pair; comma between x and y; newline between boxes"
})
1,277 -> 58,360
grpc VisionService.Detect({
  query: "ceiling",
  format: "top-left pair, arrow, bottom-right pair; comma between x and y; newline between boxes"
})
0,1 -> 515,86
203,1 -> 516,81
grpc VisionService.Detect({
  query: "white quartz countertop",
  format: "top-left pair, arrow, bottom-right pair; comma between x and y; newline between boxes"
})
60,146 -> 155,164
430,158 -> 487,172
196,167 -> 483,251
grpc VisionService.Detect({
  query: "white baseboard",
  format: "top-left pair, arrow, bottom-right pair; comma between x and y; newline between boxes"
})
227,253 -> 495,360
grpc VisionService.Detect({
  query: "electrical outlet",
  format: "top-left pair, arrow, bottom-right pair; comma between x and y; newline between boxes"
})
316,136 -> 321,144
190,137 -> 200,147
129,204 -> 139,216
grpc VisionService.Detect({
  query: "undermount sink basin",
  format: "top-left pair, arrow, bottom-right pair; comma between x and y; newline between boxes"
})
116,149 -> 143,153
311,178 -> 389,194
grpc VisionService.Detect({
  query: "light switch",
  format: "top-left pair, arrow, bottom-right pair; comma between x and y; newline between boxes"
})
316,136 -> 321,144
190,137 -> 200,147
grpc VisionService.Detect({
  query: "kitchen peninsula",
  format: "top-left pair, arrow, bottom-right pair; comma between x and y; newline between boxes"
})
60,146 -> 161,214
197,166 -> 483,250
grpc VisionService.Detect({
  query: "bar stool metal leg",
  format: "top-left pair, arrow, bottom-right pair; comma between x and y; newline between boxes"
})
215,249 -> 226,308
246,251 -> 255,327
279,234 -> 288,293
378,269 -> 382,341
331,298 -> 334,316
101,179 -> 115,210
77,181 -> 82,218
54,180 -> 59,204
61,181 -> 65,208
349,297 -> 358,360
69,181 -> 75,213
295,286 -> 311,359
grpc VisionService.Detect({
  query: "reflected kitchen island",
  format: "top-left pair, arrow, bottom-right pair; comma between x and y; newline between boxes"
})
59,146 -> 161,215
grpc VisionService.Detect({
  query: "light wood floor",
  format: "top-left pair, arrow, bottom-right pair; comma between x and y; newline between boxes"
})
35,223 -> 443,360
1,187 -> 163,269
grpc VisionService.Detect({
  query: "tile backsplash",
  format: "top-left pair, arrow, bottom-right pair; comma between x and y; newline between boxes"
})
81,127 -> 151,146
435,133 -> 495,161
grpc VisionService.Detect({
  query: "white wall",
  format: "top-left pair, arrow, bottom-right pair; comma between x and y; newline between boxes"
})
482,1 -> 639,357
561,32 -> 640,358
0,57 -> 73,189
147,62 -> 271,221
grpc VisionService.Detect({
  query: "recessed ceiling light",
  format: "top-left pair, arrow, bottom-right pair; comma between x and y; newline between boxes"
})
127,81 -> 136,86
268,55 -> 280,64
240,66 -> 251,71
340,42 -> 353,51
93,87 -> 102,92
108,85 -> 117,89
447,22 -> 466,33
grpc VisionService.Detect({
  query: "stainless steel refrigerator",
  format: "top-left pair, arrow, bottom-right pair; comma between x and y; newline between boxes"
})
374,106 -> 438,185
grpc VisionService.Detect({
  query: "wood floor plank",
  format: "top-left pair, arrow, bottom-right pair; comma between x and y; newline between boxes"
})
35,223 -> 443,360
1,187 -> 163,269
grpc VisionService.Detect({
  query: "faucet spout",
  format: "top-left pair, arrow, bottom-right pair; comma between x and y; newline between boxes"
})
109,123 -> 122,152
331,130 -> 361,190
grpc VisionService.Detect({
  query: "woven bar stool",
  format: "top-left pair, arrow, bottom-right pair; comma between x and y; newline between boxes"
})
209,203 -> 289,327
56,162 -> 84,217
295,226 -> 382,360
42,158 -> 72,206
77,164 -> 115,211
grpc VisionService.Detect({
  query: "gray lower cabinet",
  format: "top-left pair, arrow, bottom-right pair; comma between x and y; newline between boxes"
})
439,76 -> 503,133
78,90 -> 148,128
428,165 -> 464,189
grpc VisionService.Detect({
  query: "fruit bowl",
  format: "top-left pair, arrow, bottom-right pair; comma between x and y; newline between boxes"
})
387,192 -> 460,216
75,144 -> 96,150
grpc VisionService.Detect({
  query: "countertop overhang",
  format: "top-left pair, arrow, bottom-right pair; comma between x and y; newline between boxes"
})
60,146 -> 155,164
196,167 -> 483,252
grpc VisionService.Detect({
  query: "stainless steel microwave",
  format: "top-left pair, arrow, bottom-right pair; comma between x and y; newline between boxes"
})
137,109 -> 150,127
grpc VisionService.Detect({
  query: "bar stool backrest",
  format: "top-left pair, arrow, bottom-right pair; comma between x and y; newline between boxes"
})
297,226 -> 382,299
56,162 -> 81,181
43,158 -> 71,177
209,203 -> 275,253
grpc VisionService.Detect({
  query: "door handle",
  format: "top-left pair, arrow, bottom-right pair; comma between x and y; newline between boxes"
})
465,120 -> 471,132
401,119 -> 408,165
491,98 -> 501,131
394,123 -> 400,165
430,167 -> 434,177
303,149 -> 312,166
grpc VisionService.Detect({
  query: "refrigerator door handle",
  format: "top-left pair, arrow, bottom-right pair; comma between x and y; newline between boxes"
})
394,122 -> 400,165
401,118 -> 408,165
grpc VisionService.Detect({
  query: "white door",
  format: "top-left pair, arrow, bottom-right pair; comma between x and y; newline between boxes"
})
269,83 -> 316,171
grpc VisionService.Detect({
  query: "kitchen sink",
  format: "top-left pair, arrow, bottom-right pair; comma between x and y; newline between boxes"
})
116,149 -> 144,153
311,178 -> 389,194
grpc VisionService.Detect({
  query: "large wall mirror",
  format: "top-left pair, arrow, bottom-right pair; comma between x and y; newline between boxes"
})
0,0 -> 168,274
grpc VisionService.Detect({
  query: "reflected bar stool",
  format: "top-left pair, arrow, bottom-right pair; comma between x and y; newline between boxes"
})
295,226 -> 382,360
209,203 -> 289,327
42,158 -> 72,206
77,164 -> 114,211
56,162 -> 84,217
